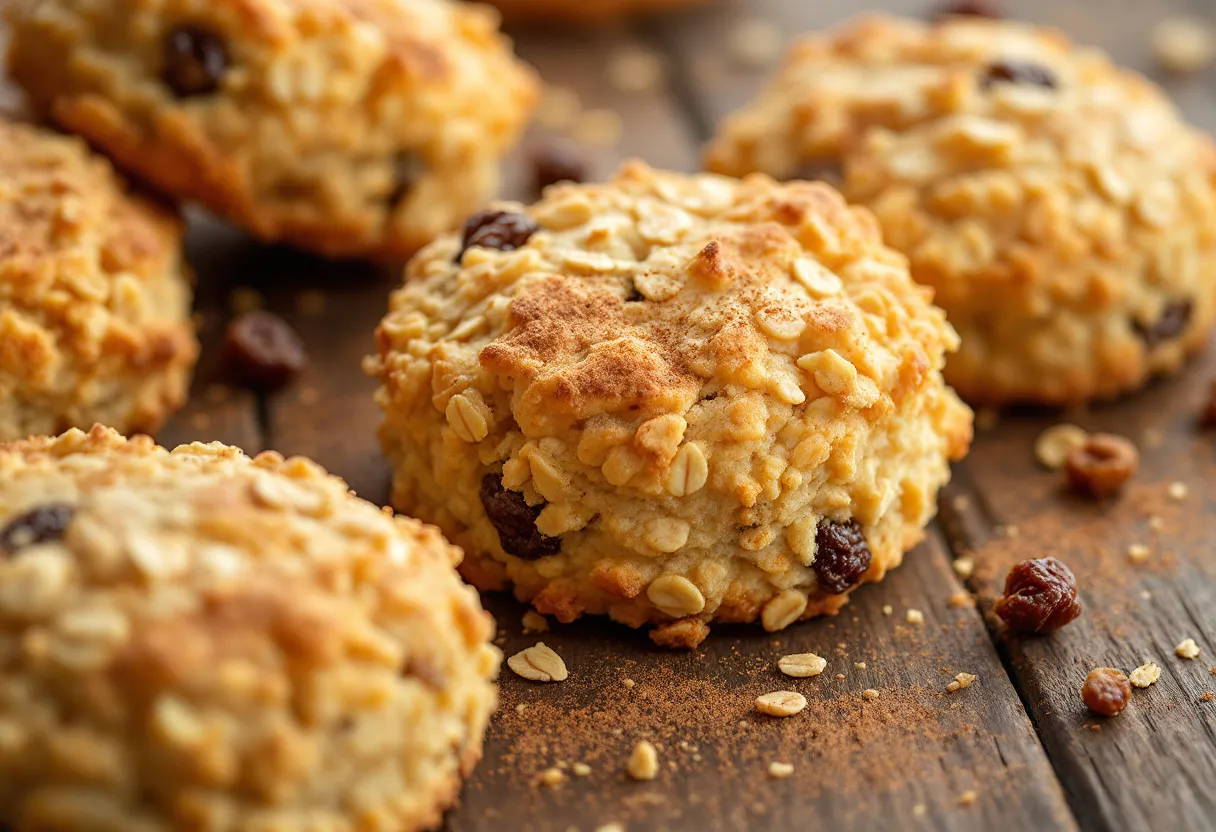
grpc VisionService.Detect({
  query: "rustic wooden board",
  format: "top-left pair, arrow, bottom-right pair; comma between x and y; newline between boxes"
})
130,1 -> 1214,829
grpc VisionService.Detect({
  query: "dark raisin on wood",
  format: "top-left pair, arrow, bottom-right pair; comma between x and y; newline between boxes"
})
813,519 -> 872,594
479,474 -> 561,560
163,25 -> 230,98
1134,299 -> 1193,349
1064,433 -> 1138,499
529,137 -> 590,195
994,557 -> 1083,634
0,503 -> 76,555
981,59 -> 1058,90
386,152 -> 426,210
456,210 -> 539,262
222,311 -> 308,391
932,0 -> 1003,20
1081,667 -> 1131,716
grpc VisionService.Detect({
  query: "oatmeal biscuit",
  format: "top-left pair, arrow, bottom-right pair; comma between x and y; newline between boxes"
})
0,425 -> 499,832
0,118 -> 195,441
706,15 -> 1216,404
7,0 -> 538,260
484,0 -> 704,25
367,162 -> 972,647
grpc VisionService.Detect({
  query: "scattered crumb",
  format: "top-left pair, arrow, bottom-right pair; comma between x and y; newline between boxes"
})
572,109 -> 623,147
295,289 -> 327,317
537,767 -> 565,787
912,803 -> 927,816
777,652 -> 827,678
1168,481 -> 1189,501
572,762 -> 592,777
948,591 -> 975,609
507,642 -> 569,682
755,690 -> 808,717
882,604 -> 894,616
862,689 -> 880,700
623,678 -> 636,689
835,673 -> 846,680
854,661 -> 867,670
1148,515 -> 1165,532
536,85 -> 581,131
1127,543 -> 1151,564
947,672 -> 977,693
729,17 -> 783,69
1152,16 -> 1216,73
1129,662 -> 1161,688
975,408 -> 1000,431
522,610 -> 549,634
1034,423 -> 1089,470
767,761 -> 795,779
515,703 -> 528,714
958,790 -> 978,807
228,286 -> 264,314
1176,638 -> 1201,660
627,740 -> 659,781
606,47 -> 665,93
952,494 -> 971,511
953,557 -> 975,579
1203,693 -> 1215,703
906,609 -> 925,625
1142,427 -> 1165,449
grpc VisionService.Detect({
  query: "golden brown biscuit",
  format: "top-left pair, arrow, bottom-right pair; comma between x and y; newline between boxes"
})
367,162 -> 972,648
0,118 -> 195,441
7,0 -> 538,260
0,425 -> 499,832
706,16 -> 1216,404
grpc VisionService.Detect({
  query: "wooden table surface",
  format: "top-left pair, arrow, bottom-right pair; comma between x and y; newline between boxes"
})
28,0 -> 1216,829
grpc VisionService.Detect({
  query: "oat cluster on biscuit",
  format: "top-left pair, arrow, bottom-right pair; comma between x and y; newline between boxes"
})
368,162 -> 972,648
0,426 -> 499,832
0,119 -> 196,441
7,0 -> 539,259
707,15 -> 1216,404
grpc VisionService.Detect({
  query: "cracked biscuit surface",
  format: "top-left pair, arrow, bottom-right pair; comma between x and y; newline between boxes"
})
706,15 -> 1216,404
7,0 -> 538,260
482,0 -> 704,25
0,425 -> 499,832
0,118 -> 195,442
367,162 -> 972,648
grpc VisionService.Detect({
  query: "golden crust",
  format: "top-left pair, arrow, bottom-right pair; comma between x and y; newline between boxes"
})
706,15 -> 1216,404
0,425 -> 499,832
0,118 -> 196,441
482,0 -> 705,25
7,0 -> 539,260
368,161 -> 972,645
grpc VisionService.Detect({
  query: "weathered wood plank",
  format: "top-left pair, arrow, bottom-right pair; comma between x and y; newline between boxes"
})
939,340 -> 1216,832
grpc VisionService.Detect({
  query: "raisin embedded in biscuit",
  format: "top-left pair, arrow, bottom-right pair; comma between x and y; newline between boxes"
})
707,15 -> 1216,405
367,162 -> 973,647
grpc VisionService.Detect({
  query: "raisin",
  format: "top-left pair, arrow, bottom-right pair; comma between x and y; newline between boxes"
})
479,474 -> 561,560
0,503 -> 75,555
456,210 -> 539,261
1134,299 -> 1193,349
529,138 -> 589,195
386,152 -> 426,210
812,519 -> 872,594
1201,381 -> 1216,427
402,654 -> 446,690
1064,433 -> 1138,499
981,59 -> 1058,90
1081,667 -> 1131,716
994,557 -> 1082,634
932,0 -> 1002,20
163,25 -> 229,98
222,311 -> 308,391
